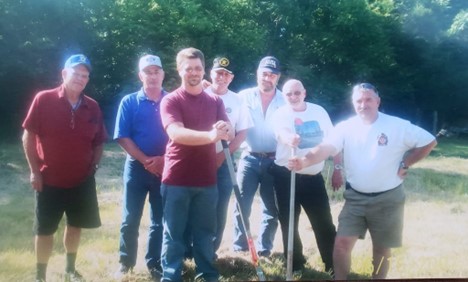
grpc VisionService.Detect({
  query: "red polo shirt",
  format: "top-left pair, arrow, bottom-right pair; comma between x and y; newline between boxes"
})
22,85 -> 108,188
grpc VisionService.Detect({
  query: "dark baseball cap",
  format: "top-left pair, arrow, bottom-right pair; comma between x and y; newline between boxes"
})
212,56 -> 233,74
257,56 -> 280,74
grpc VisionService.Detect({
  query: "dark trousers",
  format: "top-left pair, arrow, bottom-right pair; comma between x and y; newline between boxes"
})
270,163 -> 336,271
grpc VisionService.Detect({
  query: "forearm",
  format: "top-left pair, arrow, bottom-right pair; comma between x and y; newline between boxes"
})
167,121 -> 231,146
117,138 -> 148,163
228,130 -> 247,154
303,143 -> 336,167
22,130 -> 41,173
403,139 -> 437,167
92,143 -> 104,166
168,126 -> 215,145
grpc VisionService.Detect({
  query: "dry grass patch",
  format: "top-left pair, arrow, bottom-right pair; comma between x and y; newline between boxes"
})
0,139 -> 467,281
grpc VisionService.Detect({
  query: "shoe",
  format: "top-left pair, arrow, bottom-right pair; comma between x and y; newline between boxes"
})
113,264 -> 132,280
35,279 -> 46,282
326,266 -> 335,279
257,250 -> 271,257
64,270 -> 84,282
149,265 -> 162,281
293,269 -> 303,278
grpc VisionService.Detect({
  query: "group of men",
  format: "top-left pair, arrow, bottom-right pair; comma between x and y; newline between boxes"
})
22,47 -> 437,282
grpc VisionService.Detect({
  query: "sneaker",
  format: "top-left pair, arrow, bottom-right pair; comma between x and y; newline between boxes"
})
35,279 -> 46,282
64,270 -> 84,282
113,264 -> 132,280
149,265 -> 162,281
257,250 -> 271,257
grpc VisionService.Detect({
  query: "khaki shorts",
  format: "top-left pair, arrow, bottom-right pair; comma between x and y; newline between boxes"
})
337,185 -> 405,248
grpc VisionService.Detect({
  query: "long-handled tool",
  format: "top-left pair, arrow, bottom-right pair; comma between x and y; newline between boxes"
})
221,140 -> 266,281
286,147 -> 296,280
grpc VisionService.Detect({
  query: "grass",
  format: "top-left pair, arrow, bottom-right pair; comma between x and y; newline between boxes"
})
0,138 -> 467,281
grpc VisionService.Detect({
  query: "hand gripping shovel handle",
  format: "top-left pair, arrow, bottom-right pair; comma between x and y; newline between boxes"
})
221,140 -> 266,281
286,147 -> 296,280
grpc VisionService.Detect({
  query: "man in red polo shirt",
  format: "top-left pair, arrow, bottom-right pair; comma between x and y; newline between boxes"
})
22,54 -> 107,282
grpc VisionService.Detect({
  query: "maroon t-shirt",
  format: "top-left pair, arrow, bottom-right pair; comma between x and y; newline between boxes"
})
160,87 -> 228,186
22,85 -> 108,188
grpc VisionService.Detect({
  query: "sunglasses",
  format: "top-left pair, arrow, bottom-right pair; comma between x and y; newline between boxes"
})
285,91 -> 303,97
354,83 -> 379,95
359,83 -> 377,90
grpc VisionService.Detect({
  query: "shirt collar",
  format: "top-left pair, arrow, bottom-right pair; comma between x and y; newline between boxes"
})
137,87 -> 167,101
57,85 -> 89,107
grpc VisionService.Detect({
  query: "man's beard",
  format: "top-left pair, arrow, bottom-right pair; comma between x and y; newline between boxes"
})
187,76 -> 202,87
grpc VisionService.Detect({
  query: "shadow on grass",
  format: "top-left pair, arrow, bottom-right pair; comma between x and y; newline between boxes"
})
405,167 -> 468,203
211,252 -> 370,281
431,137 -> 468,159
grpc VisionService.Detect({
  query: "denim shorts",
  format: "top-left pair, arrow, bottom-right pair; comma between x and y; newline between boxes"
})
34,175 -> 101,235
337,185 -> 405,248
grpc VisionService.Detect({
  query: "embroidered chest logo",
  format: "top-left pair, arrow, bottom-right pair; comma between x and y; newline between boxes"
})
377,133 -> 388,146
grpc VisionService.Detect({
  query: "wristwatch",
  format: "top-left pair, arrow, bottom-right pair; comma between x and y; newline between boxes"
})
399,161 -> 409,170
334,164 -> 343,170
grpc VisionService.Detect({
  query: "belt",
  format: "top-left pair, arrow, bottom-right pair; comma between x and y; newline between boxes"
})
346,182 -> 396,197
248,151 -> 276,159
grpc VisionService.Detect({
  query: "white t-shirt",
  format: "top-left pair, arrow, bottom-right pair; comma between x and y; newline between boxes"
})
273,102 -> 333,175
205,87 -> 253,153
326,112 -> 435,193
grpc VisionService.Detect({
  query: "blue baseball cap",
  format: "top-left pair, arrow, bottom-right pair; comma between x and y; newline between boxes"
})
64,54 -> 92,71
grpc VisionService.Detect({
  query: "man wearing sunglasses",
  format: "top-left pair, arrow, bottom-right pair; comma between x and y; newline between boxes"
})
288,82 -> 437,279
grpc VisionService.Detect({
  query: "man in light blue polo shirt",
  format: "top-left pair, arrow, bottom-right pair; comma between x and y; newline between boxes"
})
233,56 -> 285,257
113,54 -> 168,280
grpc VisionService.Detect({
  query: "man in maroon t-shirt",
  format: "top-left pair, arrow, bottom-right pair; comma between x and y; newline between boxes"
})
22,54 -> 107,282
159,47 -> 233,282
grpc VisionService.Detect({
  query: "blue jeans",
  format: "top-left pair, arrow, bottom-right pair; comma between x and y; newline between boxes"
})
233,153 -> 278,253
161,184 -> 219,282
214,160 -> 233,252
119,159 -> 163,270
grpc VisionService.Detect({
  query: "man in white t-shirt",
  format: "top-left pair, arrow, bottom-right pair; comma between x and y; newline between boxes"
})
204,56 -> 253,253
288,83 -> 437,279
270,79 -> 336,274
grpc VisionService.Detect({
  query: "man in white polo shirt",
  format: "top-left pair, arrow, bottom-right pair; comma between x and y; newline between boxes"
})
288,82 -> 437,280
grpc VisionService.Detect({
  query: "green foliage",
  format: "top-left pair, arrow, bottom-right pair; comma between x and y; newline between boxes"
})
1,0 -> 468,136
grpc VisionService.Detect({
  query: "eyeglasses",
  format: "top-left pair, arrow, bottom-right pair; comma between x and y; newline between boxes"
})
213,71 -> 231,78
285,91 -> 303,97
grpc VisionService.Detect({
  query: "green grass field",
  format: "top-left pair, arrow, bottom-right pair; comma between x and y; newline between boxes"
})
0,138 -> 467,281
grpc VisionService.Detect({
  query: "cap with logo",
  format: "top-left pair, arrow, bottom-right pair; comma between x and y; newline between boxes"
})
139,55 -> 163,72
257,56 -> 280,74
64,54 -> 92,71
212,57 -> 233,74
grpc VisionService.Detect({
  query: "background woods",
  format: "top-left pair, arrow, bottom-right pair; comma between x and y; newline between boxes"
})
1,0 -> 468,139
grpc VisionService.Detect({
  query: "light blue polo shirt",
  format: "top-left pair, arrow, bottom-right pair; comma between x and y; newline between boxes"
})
238,87 -> 285,152
114,88 -> 168,158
